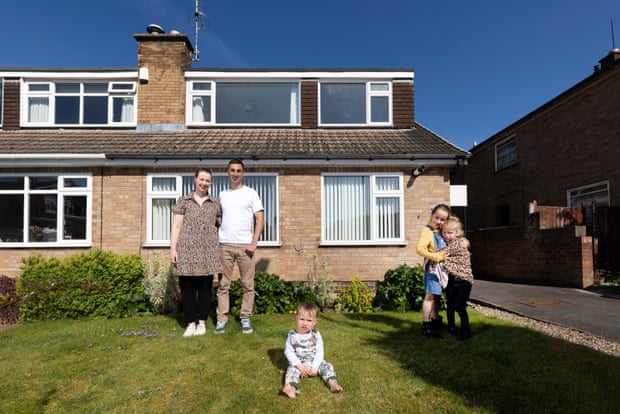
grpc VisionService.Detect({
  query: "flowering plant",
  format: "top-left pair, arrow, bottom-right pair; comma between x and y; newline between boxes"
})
30,225 -> 43,241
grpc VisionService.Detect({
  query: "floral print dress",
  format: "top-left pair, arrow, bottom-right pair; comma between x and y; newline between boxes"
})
172,193 -> 222,276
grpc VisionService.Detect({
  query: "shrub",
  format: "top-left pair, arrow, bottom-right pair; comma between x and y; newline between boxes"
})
0,275 -> 20,325
306,254 -> 338,310
373,263 -> 426,312
143,253 -> 180,314
335,276 -> 374,313
225,270 -> 315,316
17,250 -> 149,320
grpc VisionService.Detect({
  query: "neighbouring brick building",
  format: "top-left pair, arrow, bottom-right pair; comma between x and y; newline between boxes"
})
0,28 -> 469,282
451,48 -> 620,287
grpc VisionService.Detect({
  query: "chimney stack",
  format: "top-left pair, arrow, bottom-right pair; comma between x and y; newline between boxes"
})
134,27 -> 194,130
597,48 -> 620,71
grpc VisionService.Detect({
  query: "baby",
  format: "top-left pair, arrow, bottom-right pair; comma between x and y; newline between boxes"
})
282,301 -> 343,398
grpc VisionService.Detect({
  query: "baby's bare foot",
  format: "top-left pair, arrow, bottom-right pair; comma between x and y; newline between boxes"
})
282,383 -> 297,399
329,380 -> 343,393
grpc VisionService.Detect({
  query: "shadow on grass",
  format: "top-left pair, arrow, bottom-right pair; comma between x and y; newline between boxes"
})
267,347 -> 288,371
321,311 -> 620,413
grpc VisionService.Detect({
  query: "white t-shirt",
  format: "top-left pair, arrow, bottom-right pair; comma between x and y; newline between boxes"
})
218,186 -> 264,244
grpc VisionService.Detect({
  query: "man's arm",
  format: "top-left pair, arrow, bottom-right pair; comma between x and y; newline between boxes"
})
246,210 -> 264,254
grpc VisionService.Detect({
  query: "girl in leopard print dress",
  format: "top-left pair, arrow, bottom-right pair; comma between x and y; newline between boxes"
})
440,216 -> 474,341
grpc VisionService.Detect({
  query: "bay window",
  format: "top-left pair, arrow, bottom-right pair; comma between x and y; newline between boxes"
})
0,174 -> 91,245
322,173 -> 404,244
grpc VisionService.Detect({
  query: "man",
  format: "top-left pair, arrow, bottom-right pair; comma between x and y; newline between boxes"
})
215,159 -> 264,334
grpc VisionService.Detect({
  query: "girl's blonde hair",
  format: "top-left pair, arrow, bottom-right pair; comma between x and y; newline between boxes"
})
444,216 -> 464,237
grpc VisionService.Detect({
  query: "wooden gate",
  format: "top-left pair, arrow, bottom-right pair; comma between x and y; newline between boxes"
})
593,206 -> 620,273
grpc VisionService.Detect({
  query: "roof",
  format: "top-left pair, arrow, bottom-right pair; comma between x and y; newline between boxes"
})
0,123 -> 469,167
470,50 -> 620,152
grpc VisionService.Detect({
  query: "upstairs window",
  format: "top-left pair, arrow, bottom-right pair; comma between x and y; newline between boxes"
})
495,137 -> 517,171
320,81 -> 391,125
23,81 -> 136,127
188,81 -> 299,125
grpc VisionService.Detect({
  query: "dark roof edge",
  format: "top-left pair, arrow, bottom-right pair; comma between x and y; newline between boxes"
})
472,53 -> 620,151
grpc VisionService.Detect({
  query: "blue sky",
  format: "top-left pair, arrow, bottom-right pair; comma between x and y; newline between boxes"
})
1,0 -> 618,151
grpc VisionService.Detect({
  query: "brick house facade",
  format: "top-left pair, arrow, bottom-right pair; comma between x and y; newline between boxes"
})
0,30 -> 468,281
451,48 -> 620,287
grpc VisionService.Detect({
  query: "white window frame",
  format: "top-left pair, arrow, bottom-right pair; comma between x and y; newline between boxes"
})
186,80 -> 300,126
146,172 -> 279,247
186,80 -> 215,125
495,136 -> 517,171
0,173 -> 92,247
22,80 -> 137,127
318,81 -> 392,126
567,180 -> 610,208
321,172 -> 404,245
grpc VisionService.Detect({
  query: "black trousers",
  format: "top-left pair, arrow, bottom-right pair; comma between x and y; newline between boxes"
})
446,275 -> 472,333
179,275 -> 213,324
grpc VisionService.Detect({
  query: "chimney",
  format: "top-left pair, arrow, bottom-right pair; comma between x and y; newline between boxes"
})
134,27 -> 194,130
597,48 -> 620,71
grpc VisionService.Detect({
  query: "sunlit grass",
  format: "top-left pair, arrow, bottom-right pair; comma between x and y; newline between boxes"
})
1,310 -> 618,413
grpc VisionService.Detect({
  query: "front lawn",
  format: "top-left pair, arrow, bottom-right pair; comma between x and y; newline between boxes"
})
1,310 -> 618,413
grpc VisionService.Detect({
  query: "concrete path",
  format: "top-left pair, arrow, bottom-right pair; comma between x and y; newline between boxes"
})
469,279 -> 620,343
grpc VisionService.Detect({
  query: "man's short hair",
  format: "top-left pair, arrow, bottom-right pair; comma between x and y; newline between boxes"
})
228,158 -> 245,169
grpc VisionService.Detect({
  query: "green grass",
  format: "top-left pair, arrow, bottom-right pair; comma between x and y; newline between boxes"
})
1,310 -> 618,413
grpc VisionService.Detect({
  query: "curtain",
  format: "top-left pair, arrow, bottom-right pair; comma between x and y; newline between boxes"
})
28,97 -> 49,122
192,96 -> 209,122
120,97 -> 134,122
152,199 -> 174,241
324,176 -> 370,241
289,84 -> 299,124
376,197 -> 400,239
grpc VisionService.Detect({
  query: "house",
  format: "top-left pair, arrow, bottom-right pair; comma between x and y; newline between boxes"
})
451,48 -> 620,287
0,29 -> 469,283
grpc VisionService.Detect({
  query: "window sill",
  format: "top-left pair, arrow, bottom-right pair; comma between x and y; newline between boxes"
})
319,241 -> 407,247
0,241 -> 92,248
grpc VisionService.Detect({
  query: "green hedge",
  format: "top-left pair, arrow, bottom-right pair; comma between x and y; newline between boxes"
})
16,250 -> 149,320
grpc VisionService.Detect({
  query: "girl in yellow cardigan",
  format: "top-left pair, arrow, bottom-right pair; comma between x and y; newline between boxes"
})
415,204 -> 450,338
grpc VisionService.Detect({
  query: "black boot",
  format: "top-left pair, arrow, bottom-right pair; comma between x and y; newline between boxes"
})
431,315 -> 444,331
422,322 -> 441,339
458,330 -> 471,341
447,326 -> 460,337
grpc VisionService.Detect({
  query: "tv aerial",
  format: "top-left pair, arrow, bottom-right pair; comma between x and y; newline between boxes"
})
190,0 -> 210,62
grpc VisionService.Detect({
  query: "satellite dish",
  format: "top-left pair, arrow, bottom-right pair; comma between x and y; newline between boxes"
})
146,24 -> 165,34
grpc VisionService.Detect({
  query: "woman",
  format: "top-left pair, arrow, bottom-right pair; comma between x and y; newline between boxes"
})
170,168 -> 222,338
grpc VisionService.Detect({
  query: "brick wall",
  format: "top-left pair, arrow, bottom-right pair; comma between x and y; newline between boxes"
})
0,166 -> 450,282
1,79 -> 20,130
393,80 -> 414,128
135,34 -> 193,125
301,80 -> 318,128
468,212 -> 594,288
458,64 -> 620,231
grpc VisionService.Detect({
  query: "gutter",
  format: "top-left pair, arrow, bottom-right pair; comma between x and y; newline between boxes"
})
0,153 -> 468,168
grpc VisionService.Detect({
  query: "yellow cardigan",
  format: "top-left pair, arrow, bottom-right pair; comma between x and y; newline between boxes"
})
415,224 -> 446,263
